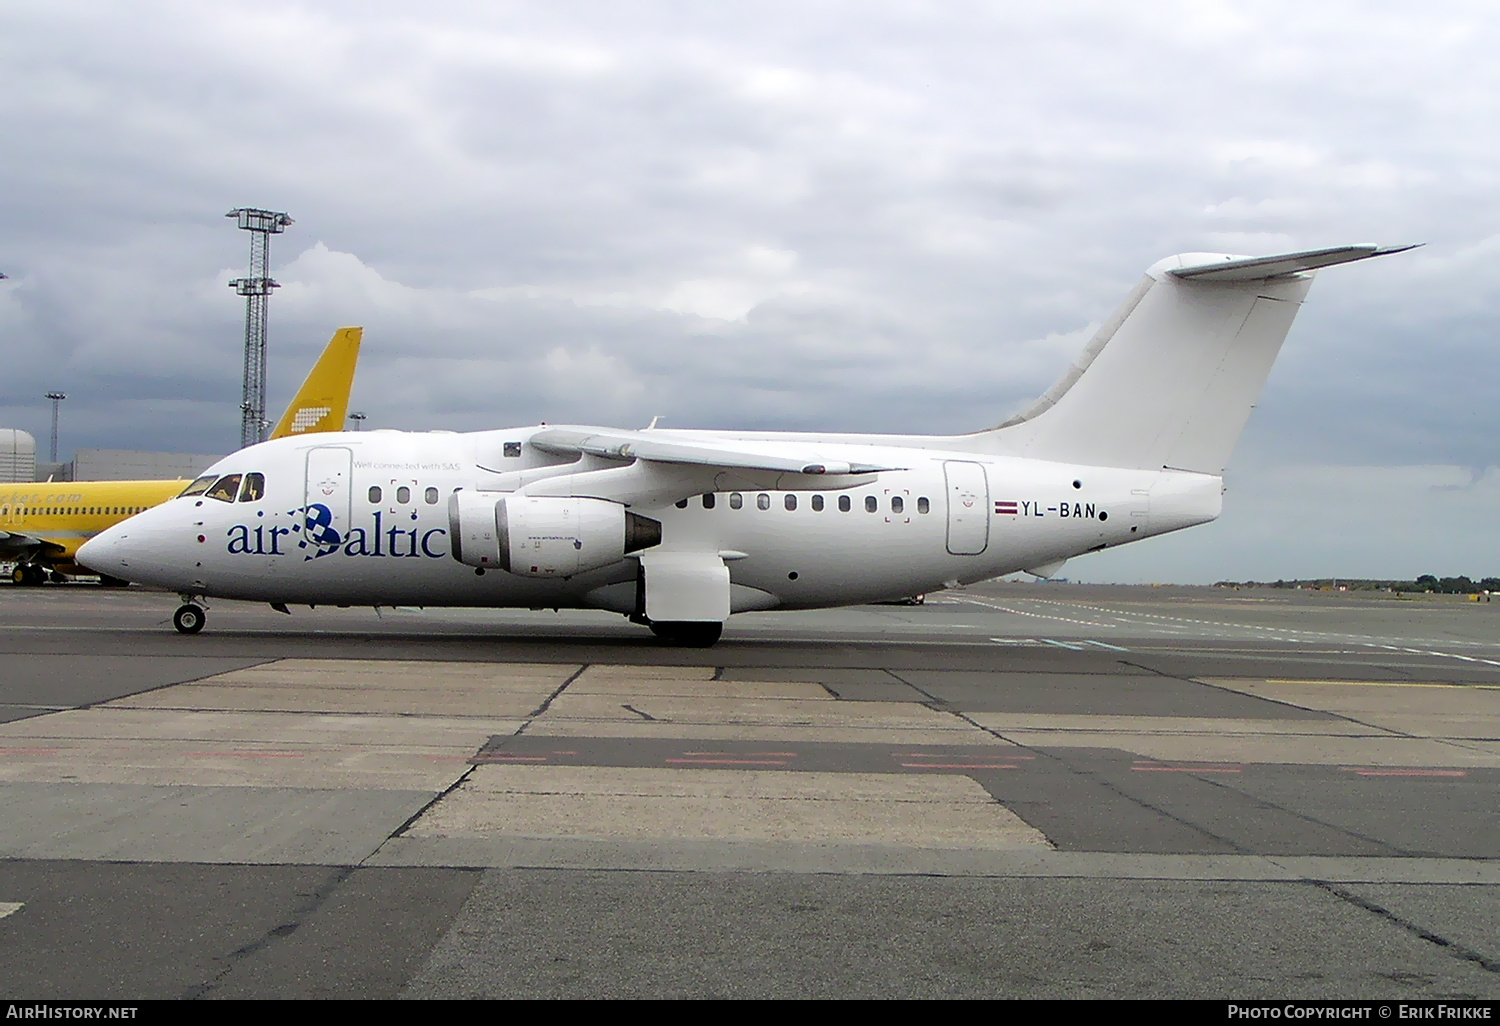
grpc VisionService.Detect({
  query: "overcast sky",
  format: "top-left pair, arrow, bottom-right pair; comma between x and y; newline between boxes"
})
1,1 -> 1497,583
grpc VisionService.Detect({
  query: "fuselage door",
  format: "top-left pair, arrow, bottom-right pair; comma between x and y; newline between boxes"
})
944,460 -> 989,555
303,446 -> 352,557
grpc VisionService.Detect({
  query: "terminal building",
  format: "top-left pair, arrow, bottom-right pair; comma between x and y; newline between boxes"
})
0,430 -> 220,483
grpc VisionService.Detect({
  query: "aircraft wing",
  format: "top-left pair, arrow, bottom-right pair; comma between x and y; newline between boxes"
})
528,427 -> 902,476
0,529 -> 62,561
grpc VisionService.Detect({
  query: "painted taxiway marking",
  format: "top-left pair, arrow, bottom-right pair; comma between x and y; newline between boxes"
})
1341,767 -> 1468,778
1132,764 -> 1243,774
997,595 -> 1500,656
0,903 -> 22,920
1268,679 -> 1500,690
899,762 -> 1020,769
666,758 -> 790,766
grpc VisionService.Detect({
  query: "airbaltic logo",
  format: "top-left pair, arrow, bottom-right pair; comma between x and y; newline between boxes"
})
226,504 -> 448,561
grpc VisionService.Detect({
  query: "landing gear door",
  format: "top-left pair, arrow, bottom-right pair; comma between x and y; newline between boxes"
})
944,460 -> 989,555
303,446 -> 352,558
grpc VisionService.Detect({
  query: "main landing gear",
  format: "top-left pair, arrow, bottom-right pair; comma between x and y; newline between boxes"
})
647,621 -> 723,647
10,564 -> 47,586
173,602 -> 206,635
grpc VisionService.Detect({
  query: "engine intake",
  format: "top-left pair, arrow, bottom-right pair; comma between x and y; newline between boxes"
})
448,492 -> 660,577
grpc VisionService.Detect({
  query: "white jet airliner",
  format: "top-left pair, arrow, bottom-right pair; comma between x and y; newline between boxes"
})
78,245 -> 1412,644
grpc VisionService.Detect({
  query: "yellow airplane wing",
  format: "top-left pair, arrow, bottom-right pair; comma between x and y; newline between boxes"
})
269,326 -> 363,439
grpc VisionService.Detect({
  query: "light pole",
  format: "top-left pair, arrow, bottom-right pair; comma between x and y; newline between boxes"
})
44,392 -> 66,463
227,208 -> 293,448
347,411 -> 366,431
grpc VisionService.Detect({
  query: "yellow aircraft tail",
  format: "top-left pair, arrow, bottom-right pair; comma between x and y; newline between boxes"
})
269,327 -> 362,439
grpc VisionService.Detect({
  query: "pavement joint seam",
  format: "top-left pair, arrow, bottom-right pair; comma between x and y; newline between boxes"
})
73,656 -> 282,712
1315,881 -> 1500,976
885,668 -> 1248,854
178,864 -> 358,999
516,664 -> 589,731
1191,768 -> 1409,857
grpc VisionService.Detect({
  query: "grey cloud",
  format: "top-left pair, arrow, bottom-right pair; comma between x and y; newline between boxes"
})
2,2 -> 1498,579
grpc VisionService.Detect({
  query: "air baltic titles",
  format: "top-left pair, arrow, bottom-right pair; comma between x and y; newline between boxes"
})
78,245 -> 1412,644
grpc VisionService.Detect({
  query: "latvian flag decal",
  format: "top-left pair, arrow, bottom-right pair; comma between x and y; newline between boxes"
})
995,500 -> 1018,515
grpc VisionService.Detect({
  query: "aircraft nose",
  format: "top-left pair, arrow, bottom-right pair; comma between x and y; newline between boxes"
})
77,521 -> 144,580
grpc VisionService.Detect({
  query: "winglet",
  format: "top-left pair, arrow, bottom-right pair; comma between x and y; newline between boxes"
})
269,327 -> 363,439
1166,244 -> 1420,283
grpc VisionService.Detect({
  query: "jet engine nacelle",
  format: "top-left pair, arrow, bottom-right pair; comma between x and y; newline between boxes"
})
448,492 -> 661,577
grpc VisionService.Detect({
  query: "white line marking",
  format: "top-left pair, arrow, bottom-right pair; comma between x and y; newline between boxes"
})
1082,640 -> 1130,651
0,902 -> 22,919
1041,638 -> 1084,651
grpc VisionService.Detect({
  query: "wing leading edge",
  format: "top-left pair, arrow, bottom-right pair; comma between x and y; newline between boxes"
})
528,427 -> 903,476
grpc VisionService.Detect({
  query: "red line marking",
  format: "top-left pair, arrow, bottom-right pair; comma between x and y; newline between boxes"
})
1343,768 -> 1467,777
0,748 -> 62,755
551,750 -> 579,755
666,758 -> 789,766
477,755 -> 550,762
1132,765 -> 1242,773
893,752 -> 1035,760
900,763 -> 1019,769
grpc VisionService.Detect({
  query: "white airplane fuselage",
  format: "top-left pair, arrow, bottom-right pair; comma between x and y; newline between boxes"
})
77,244 -> 1411,639
79,426 -> 1219,610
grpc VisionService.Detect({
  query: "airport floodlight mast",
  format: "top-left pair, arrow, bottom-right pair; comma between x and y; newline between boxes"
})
226,207 -> 294,449
44,392 -> 66,463
348,411 -> 366,430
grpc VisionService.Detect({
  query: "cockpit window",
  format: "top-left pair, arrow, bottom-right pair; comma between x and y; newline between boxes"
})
205,474 -> 242,503
179,475 -> 216,498
238,473 -> 265,502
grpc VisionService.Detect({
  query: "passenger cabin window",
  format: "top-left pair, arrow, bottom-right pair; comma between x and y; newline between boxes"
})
368,486 -> 382,503
757,493 -> 771,510
864,495 -> 877,513
179,475 -> 216,498
396,486 -> 411,504
206,475 -> 242,503
838,495 -> 851,512
729,492 -> 743,510
784,494 -> 797,511
425,487 -> 439,504
891,496 -> 903,514
812,495 -> 824,511
702,493 -> 715,509
917,497 -> 930,514
238,473 -> 265,502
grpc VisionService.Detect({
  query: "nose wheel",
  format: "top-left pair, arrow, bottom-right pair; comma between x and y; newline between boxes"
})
172,604 -> 206,635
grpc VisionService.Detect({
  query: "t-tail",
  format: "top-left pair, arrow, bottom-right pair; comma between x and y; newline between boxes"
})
268,326 -> 363,439
981,245 -> 1416,474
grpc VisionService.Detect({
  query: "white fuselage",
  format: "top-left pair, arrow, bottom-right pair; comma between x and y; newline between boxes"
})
79,426 -> 1222,613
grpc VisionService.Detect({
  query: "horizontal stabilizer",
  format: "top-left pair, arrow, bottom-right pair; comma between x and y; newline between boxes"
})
1167,244 -> 1419,283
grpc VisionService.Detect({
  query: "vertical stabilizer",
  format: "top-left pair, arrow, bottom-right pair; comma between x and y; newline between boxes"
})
269,327 -> 363,439
983,246 -> 1413,474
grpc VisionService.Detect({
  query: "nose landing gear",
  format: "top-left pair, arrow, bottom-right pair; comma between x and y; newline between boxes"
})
172,602 -> 206,635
